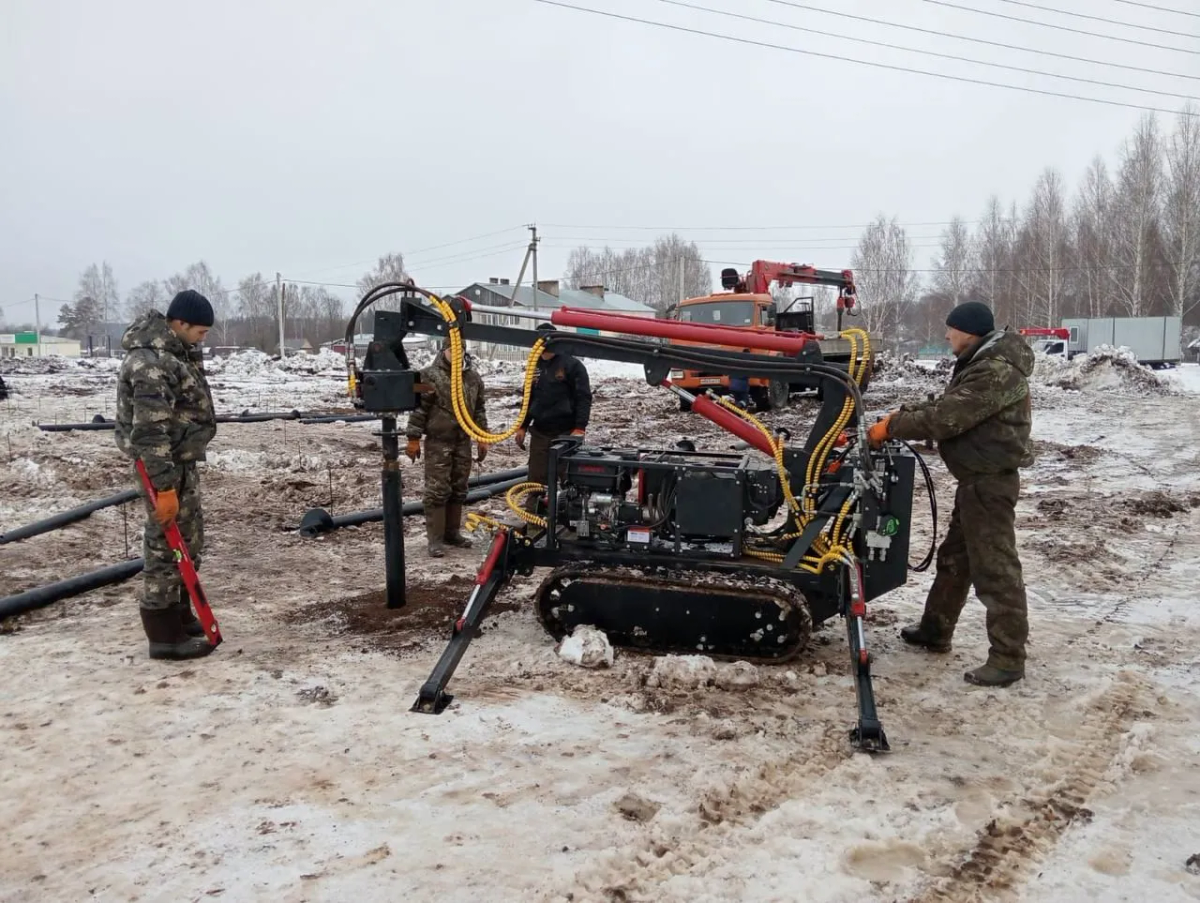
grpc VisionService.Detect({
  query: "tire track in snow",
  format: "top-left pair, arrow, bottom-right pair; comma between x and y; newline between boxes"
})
907,675 -> 1141,903
566,723 -> 854,903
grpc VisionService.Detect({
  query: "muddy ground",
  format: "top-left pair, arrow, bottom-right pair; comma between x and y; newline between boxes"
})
2,358 -> 1199,902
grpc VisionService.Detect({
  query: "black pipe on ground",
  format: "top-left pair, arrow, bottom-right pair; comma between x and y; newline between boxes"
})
39,410 -> 378,431
0,559 -> 145,620
298,472 -> 528,538
298,414 -> 380,424
0,488 -> 141,545
0,467 -> 531,618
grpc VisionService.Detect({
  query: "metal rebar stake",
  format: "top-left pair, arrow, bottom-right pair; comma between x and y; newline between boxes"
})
380,414 -> 407,609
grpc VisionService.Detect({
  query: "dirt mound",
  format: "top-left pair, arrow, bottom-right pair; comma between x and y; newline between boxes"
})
1038,346 -> 1168,395
295,576 -> 517,655
1122,490 -> 1200,518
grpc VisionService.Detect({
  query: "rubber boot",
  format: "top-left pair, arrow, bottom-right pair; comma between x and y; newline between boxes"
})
964,663 -> 1024,687
426,507 -> 447,558
899,621 -> 952,653
175,587 -> 205,638
140,608 -> 214,661
444,502 -> 473,548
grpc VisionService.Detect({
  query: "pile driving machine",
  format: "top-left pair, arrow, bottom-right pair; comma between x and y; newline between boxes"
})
342,282 -> 920,752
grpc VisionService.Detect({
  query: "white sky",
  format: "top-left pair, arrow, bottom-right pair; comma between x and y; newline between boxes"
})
2,0 -> 1197,322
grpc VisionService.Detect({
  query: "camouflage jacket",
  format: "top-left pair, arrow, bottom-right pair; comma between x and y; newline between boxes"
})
115,312 -> 216,490
888,330 -> 1034,480
406,351 -> 487,442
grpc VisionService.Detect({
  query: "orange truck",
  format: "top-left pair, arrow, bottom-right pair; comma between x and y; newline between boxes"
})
665,260 -> 867,410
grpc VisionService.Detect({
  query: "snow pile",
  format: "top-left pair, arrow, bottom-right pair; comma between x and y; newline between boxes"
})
556,625 -> 614,669
205,349 -> 346,380
646,655 -> 718,689
870,353 -> 951,393
1039,345 -> 1167,395
204,349 -> 272,377
0,355 -> 120,376
277,348 -> 345,375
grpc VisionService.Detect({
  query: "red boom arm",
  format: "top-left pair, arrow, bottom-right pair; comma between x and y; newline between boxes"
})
550,307 -> 816,353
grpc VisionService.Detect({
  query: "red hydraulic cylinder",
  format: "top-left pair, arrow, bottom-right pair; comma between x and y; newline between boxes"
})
664,382 -> 777,456
550,307 -> 817,354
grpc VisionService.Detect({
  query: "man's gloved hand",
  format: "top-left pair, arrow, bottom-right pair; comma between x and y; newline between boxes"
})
405,438 -> 421,462
153,488 -> 179,525
569,429 -> 586,439
476,442 -> 488,463
867,414 -> 892,449
515,428 -> 527,450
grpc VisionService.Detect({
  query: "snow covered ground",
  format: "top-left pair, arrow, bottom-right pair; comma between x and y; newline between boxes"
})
2,352 -> 1200,902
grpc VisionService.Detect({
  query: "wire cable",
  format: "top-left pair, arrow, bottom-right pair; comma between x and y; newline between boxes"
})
759,0 -> 1200,81
898,441 -> 938,571
991,0 -> 1200,37
652,0 -> 1198,101
920,0 -> 1199,53
1111,0 -> 1200,18
530,0 -> 1199,115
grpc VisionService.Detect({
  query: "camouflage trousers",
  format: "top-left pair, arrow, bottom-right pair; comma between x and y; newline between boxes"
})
423,435 -> 473,507
139,462 -> 204,611
919,471 -> 1029,670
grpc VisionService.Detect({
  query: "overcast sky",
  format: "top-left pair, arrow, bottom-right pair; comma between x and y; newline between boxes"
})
2,0 -> 1196,323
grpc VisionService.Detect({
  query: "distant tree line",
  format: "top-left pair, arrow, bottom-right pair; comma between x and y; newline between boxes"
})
44,255 -> 416,353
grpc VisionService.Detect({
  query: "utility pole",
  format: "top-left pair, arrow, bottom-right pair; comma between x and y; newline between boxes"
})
677,255 -> 685,302
529,224 -> 539,311
34,294 -> 41,342
276,272 -> 286,358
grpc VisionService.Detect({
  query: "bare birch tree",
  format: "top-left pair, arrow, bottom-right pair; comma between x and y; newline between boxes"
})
125,280 -> 166,320
1111,114 -> 1164,316
850,215 -> 920,351
1164,103 -> 1200,320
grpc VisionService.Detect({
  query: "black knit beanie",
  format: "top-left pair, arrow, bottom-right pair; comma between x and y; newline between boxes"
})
166,290 -> 215,327
945,301 -> 994,337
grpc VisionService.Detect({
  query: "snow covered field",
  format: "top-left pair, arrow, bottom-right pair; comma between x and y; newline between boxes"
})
2,352 -> 1200,902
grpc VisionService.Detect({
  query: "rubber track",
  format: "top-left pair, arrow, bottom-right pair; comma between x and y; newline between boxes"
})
533,565 -> 814,664
908,676 -> 1141,903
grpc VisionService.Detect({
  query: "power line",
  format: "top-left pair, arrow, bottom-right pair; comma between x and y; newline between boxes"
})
531,0 -> 1198,115
1111,0 -> 1200,19
920,0 -> 1199,53
542,220 -> 976,231
653,0 -> 1197,101
289,225 -> 527,280
759,0 -> 1200,81
993,0 -> 1200,37
548,234 -> 948,244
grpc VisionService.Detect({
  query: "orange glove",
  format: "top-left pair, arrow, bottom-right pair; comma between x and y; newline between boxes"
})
475,442 -> 488,463
867,415 -> 892,449
153,488 -> 179,525
515,428 -> 527,450
405,438 -> 421,462
569,429 -> 586,438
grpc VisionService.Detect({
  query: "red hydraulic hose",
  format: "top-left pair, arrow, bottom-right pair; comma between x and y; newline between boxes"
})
550,306 -> 817,354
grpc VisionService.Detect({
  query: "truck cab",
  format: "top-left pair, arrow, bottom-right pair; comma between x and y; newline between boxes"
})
667,293 -> 794,411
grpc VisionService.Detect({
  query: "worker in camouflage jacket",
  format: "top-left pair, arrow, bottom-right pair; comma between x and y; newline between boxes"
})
869,301 -> 1034,688
115,290 -> 218,661
406,339 -> 488,557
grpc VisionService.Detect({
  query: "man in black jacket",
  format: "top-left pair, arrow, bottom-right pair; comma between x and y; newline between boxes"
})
515,323 -> 592,511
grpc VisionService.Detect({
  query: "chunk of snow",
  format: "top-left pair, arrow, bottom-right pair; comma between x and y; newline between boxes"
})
556,625 -> 613,669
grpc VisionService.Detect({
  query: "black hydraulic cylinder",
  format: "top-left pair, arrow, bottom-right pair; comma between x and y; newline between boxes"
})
380,415 -> 406,610
0,488 -> 141,545
0,559 -> 144,620
296,469 -> 528,538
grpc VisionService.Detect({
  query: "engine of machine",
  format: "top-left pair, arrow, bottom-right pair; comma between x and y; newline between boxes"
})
553,446 -> 781,558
